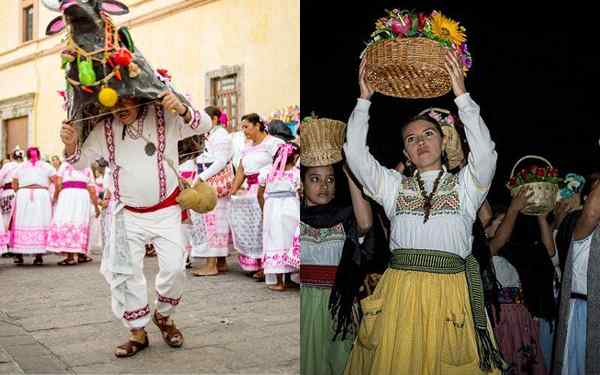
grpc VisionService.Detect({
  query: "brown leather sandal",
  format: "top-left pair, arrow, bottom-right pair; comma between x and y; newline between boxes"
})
114,330 -> 149,358
152,311 -> 184,348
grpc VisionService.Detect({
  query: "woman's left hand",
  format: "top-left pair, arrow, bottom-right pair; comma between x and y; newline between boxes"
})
444,50 -> 466,97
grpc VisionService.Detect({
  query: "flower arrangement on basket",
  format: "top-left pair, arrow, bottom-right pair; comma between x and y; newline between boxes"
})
506,156 -> 562,216
361,9 -> 472,98
506,166 -> 561,190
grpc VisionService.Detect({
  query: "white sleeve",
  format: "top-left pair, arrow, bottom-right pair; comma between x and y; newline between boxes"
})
168,105 -> 212,140
198,130 -> 233,181
343,98 -> 402,213
456,93 -> 498,216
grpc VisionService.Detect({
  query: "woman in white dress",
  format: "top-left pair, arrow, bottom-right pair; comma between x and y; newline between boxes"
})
191,106 -> 234,277
258,142 -> 300,290
230,113 -> 284,277
48,163 -> 100,265
12,147 -> 57,265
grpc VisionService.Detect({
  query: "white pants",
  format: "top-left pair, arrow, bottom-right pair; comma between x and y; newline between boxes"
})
117,206 -> 187,329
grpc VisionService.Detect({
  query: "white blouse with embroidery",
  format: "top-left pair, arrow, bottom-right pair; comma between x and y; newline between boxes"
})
300,222 -> 346,266
241,135 -> 284,175
14,161 -> 56,187
196,126 -> 233,181
66,103 -> 211,207
59,163 -> 93,184
344,93 -> 497,258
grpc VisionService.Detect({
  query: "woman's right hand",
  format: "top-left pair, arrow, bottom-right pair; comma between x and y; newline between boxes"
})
359,58 -> 374,100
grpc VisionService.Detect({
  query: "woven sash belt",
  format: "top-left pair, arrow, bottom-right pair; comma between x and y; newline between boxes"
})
390,249 -> 508,372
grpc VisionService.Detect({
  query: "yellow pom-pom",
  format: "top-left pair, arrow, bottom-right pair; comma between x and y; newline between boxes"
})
98,87 -> 119,108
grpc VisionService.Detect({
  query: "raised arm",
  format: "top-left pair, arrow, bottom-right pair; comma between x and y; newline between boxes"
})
488,187 -> 532,255
343,59 -> 400,208
574,180 -> 600,240
444,52 -> 497,192
537,213 -> 557,257
344,164 -> 372,235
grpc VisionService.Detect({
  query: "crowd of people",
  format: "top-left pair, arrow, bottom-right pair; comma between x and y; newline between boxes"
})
300,51 -> 600,375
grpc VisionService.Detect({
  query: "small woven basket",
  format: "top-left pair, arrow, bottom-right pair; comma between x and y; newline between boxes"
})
509,155 -> 559,216
363,37 -> 451,98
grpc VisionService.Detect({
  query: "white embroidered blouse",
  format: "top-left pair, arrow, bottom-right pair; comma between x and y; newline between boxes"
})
344,93 -> 497,258
241,135 -> 284,175
66,103 -> 211,207
14,161 -> 56,187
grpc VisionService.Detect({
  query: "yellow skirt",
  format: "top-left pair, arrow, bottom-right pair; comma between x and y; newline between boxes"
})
344,268 -> 502,375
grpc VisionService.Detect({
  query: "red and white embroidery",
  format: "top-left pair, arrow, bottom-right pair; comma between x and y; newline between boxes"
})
103,118 -> 122,202
123,304 -> 150,321
157,292 -> 182,306
64,145 -> 82,164
154,104 -> 167,201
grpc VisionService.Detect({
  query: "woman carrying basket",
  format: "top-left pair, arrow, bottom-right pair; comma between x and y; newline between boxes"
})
343,51 -> 507,374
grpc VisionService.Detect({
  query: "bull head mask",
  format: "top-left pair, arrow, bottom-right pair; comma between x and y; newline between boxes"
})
43,0 -> 191,139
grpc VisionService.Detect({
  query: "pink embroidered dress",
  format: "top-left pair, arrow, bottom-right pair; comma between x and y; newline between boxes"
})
0,161 -> 21,231
47,164 -> 94,255
229,135 -> 284,271
190,126 -> 234,258
260,159 -> 300,284
11,161 -> 56,255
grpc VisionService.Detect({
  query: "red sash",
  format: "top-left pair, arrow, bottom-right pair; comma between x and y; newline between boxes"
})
124,187 -> 188,221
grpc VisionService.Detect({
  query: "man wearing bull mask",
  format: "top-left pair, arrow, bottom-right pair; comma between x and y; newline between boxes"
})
62,90 -> 211,356
46,0 -> 213,356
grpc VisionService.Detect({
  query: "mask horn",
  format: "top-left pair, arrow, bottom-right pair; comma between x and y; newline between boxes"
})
41,0 -> 61,12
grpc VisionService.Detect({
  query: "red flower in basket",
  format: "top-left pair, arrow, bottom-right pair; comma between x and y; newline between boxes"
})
536,167 -> 546,177
549,168 -> 558,177
417,12 -> 428,31
508,176 -> 517,187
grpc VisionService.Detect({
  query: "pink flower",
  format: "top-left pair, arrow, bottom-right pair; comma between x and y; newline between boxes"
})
391,16 -> 412,35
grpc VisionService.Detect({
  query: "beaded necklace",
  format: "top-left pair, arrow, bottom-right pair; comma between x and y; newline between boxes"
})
415,169 -> 445,223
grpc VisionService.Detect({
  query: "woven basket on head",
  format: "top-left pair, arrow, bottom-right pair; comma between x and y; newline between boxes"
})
364,37 -> 452,99
300,117 -> 347,167
509,155 -> 559,216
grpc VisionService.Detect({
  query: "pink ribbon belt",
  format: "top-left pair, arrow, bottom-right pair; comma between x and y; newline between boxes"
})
246,173 -> 259,187
62,181 -> 88,189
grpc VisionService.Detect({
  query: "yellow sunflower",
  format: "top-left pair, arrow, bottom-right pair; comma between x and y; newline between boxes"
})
430,11 -> 466,45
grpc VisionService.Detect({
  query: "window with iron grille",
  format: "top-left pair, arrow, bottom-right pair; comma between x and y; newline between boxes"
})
211,74 -> 240,130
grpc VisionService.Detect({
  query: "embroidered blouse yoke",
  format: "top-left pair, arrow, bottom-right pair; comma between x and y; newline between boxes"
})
343,94 -> 497,258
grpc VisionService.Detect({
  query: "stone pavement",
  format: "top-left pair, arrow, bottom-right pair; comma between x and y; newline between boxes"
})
0,251 -> 299,374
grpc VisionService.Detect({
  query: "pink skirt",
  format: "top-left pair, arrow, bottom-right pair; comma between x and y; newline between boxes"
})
491,302 -> 547,375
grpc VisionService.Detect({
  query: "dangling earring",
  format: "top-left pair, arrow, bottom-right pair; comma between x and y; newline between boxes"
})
405,159 -> 412,167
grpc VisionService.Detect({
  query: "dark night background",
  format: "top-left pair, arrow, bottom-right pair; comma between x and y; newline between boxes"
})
301,1 -> 598,205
